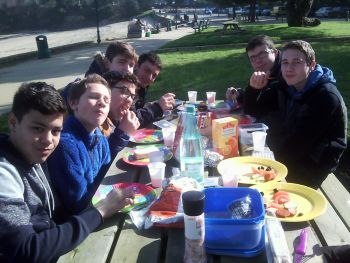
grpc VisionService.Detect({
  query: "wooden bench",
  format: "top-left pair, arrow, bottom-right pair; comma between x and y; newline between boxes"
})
201,19 -> 210,30
192,20 -> 203,33
222,20 -> 245,34
313,173 -> 350,246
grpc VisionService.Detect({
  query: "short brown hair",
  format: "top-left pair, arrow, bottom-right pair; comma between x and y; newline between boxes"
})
246,35 -> 275,52
68,74 -> 109,113
137,52 -> 162,70
283,40 -> 315,66
105,41 -> 138,64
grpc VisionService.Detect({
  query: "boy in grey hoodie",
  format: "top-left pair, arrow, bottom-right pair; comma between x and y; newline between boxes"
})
0,82 -> 134,263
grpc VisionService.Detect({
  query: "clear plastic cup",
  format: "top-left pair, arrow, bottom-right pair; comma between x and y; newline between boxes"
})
162,126 -> 176,148
252,131 -> 267,152
147,162 -> 166,188
187,91 -> 197,104
221,170 -> 239,187
149,151 -> 164,162
206,91 -> 216,106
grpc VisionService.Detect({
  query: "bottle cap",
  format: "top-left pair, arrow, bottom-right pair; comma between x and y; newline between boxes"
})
182,190 -> 205,216
185,105 -> 195,114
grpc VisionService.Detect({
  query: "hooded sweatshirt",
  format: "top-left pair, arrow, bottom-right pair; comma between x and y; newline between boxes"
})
0,134 -> 102,263
48,115 -> 111,215
268,65 -> 347,187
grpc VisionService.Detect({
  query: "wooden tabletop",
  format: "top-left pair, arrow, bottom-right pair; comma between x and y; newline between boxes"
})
58,145 -> 350,263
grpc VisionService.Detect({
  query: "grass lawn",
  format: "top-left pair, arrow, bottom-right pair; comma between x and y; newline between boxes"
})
162,21 -> 350,48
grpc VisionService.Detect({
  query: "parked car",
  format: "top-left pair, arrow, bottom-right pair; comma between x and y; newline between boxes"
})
212,8 -> 228,14
329,6 -> 347,18
315,7 -> 332,17
271,6 -> 287,17
205,8 -> 213,15
261,8 -> 271,16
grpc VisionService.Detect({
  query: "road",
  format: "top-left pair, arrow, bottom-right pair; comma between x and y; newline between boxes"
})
0,21 -> 130,59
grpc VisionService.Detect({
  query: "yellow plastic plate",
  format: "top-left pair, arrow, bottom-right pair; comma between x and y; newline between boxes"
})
251,182 -> 327,222
217,156 -> 288,185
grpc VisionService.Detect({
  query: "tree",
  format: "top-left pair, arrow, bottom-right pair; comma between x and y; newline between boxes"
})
287,0 -> 314,26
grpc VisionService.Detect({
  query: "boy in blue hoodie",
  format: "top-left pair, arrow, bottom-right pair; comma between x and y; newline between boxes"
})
0,82 -> 134,263
48,74 -> 134,215
267,40 -> 347,188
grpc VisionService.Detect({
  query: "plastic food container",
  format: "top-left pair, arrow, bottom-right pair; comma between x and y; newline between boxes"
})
239,123 -> 268,146
204,187 -> 265,256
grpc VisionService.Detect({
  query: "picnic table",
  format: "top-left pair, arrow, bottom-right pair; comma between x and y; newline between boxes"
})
58,115 -> 350,263
222,20 -> 244,34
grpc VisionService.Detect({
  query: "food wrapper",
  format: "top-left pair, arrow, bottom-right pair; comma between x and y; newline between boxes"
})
144,176 -> 203,229
204,149 -> 224,168
227,195 -> 252,219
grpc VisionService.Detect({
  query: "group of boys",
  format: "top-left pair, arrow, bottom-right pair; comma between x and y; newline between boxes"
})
0,41 -> 175,262
226,35 -> 347,189
0,36 -> 348,262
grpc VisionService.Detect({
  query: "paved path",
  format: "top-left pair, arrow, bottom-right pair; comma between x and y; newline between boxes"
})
0,26 -> 194,114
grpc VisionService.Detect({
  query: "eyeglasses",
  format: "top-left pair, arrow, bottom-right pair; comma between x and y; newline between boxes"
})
248,50 -> 273,63
113,86 -> 136,100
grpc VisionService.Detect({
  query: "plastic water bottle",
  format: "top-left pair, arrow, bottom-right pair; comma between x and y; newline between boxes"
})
179,105 -> 204,184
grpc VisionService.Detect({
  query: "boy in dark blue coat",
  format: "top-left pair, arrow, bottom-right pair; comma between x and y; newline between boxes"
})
267,40 -> 347,188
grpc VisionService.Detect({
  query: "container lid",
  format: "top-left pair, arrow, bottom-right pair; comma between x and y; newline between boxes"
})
185,105 -> 195,114
182,190 -> 205,216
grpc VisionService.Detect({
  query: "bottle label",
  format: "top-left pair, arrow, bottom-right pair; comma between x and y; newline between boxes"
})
184,215 -> 204,240
183,160 -> 204,183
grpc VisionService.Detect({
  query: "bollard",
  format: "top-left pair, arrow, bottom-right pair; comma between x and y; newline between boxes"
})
35,35 -> 51,59
346,10 -> 349,22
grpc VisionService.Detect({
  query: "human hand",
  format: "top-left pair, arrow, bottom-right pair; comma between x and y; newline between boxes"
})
226,87 -> 239,101
249,71 -> 270,90
158,93 -> 176,112
118,110 -> 140,135
95,187 -> 134,219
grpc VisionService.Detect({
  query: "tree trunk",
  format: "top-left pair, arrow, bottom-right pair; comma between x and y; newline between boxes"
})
249,0 -> 257,22
287,0 -> 314,27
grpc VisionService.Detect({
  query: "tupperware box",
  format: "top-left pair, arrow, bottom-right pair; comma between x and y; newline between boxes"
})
204,187 -> 265,255
239,123 -> 268,146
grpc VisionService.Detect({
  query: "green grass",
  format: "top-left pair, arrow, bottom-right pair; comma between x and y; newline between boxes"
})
162,21 -> 350,48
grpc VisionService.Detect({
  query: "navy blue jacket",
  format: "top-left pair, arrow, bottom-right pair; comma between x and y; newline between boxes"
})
0,134 -> 102,263
266,65 -> 347,188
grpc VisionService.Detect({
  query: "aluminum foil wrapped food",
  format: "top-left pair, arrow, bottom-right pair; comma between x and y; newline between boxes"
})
204,149 -> 224,168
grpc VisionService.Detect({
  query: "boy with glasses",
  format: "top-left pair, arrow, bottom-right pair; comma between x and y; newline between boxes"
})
226,35 -> 287,120
100,71 -> 140,157
0,82 -> 134,262
48,74 -> 134,215
268,40 -> 347,188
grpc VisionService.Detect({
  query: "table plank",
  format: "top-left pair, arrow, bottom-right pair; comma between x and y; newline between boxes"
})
102,147 -> 140,185
164,228 -> 185,263
312,198 -> 350,246
282,223 -> 325,262
109,218 -> 162,263
319,173 -> 350,229
58,215 -> 124,263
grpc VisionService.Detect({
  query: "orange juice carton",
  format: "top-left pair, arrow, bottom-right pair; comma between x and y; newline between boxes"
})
212,117 -> 238,158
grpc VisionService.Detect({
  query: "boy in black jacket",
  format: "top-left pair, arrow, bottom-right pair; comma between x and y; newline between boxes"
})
267,40 -> 347,188
0,82 -> 134,263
